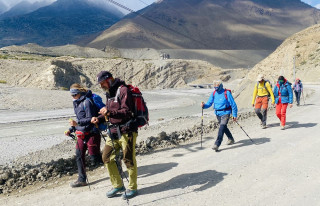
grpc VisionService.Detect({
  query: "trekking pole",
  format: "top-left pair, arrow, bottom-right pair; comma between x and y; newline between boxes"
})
302,90 -> 305,105
65,128 -> 91,190
234,121 -> 255,144
105,118 -> 129,205
201,107 -> 204,149
95,123 -> 107,142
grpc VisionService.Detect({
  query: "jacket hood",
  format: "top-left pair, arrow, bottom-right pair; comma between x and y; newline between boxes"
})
216,83 -> 224,92
74,90 -> 93,104
108,78 -> 125,98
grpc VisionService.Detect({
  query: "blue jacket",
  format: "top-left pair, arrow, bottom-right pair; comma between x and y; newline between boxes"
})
72,90 -> 99,133
203,85 -> 238,117
273,80 -> 293,104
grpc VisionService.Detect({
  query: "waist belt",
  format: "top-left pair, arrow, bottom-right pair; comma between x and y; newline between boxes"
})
215,107 -> 231,112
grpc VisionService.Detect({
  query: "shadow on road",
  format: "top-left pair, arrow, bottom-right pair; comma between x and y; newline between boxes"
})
138,170 -> 227,196
268,121 -> 317,129
150,137 -> 212,157
218,137 -> 270,152
286,121 -> 317,129
138,162 -> 179,178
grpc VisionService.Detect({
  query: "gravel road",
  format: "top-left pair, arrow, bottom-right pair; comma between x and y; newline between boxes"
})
0,85 -> 319,205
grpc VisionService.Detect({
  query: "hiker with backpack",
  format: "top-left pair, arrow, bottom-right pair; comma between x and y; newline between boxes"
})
91,71 -> 142,199
201,80 -> 238,151
64,83 -> 102,188
251,74 -> 275,129
292,78 -> 303,106
273,76 -> 293,130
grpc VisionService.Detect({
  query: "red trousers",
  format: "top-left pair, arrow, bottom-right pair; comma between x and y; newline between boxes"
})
276,103 -> 288,126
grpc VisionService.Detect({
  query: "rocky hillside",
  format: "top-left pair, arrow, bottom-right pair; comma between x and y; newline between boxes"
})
0,0 -> 123,47
87,0 -> 320,50
0,56 -> 227,90
235,23 -> 320,108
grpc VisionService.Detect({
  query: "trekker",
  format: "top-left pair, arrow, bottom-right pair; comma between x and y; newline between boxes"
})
273,76 -> 293,130
91,71 -> 138,199
65,83 -> 102,187
251,74 -> 275,129
292,78 -> 303,106
201,80 -> 238,151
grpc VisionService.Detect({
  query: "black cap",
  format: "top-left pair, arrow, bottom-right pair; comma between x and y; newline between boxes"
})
97,71 -> 113,83
278,76 -> 285,81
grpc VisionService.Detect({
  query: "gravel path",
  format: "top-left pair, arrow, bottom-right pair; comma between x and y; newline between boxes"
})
1,84 -> 319,206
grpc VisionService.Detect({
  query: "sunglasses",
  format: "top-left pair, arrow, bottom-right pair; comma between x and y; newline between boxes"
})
71,94 -> 78,97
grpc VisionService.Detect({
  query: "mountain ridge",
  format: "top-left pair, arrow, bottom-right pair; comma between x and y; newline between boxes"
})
87,0 -> 320,50
0,0 -> 124,47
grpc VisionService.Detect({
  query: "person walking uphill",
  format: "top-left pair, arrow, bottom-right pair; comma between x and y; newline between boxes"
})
292,78 -> 303,106
252,74 -> 275,129
201,80 -> 238,152
65,83 -> 102,188
273,76 -> 293,130
91,71 -> 139,199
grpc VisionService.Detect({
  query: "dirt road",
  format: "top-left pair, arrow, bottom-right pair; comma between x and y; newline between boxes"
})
1,85 -> 319,206
0,87 -> 212,165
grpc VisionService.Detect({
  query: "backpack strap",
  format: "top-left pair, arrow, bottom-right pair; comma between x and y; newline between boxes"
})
114,85 -> 125,103
224,89 -> 231,101
83,97 -> 94,111
212,90 -> 216,97
213,89 -> 230,101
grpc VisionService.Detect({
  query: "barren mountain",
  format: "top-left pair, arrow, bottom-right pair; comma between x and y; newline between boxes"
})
87,0 -> 320,50
235,23 -> 320,108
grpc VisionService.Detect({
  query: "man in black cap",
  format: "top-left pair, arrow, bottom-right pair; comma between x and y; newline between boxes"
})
91,71 -> 139,199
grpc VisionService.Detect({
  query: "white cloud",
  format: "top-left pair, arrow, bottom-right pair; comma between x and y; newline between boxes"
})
315,4 -> 320,9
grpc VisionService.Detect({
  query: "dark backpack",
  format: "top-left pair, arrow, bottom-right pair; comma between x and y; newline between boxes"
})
116,84 -> 149,128
84,93 -> 107,130
256,80 -> 272,96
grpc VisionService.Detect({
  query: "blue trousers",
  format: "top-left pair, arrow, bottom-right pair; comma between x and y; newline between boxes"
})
215,114 -> 234,147
294,91 -> 301,105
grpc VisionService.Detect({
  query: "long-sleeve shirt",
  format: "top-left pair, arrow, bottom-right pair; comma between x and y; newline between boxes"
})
252,81 -> 275,105
203,88 -> 238,118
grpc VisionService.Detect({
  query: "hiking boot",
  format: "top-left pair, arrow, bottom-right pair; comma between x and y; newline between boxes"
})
106,186 -> 125,198
70,181 -> 87,188
212,144 -> 219,151
122,189 -> 138,200
262,125 -> 267,129
226,139 -> 234,145
281,125 -> 285,130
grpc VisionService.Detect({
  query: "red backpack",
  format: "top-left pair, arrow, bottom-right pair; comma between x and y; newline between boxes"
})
213,89 -> 231,101
116,84 -> 149,128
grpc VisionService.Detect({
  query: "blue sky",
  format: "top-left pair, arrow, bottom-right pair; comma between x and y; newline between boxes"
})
1,0 -> 320,11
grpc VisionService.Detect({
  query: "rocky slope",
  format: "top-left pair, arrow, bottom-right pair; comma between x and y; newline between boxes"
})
235,23 -> 320,108
0,56 -> 226,90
